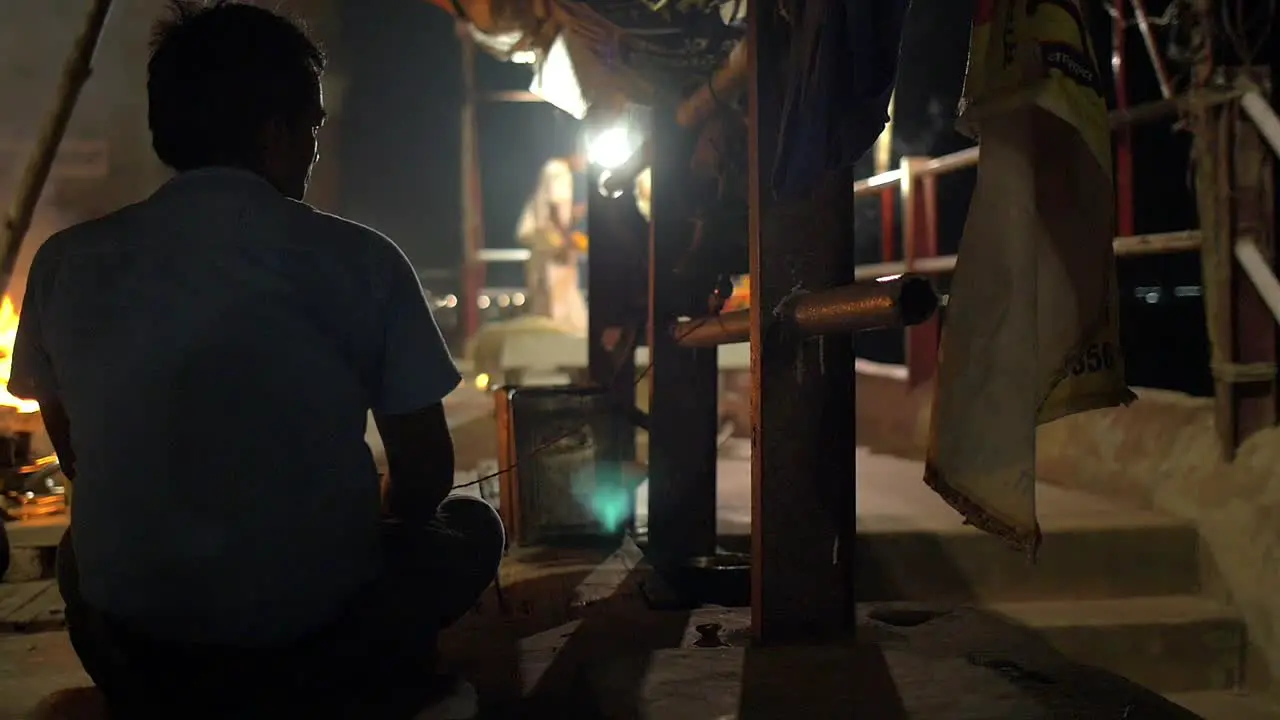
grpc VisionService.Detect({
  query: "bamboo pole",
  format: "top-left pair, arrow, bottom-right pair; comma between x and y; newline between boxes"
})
0,0 -> 114,295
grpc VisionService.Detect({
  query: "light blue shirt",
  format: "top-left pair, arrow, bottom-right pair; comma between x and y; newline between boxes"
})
10,168 -> 461,646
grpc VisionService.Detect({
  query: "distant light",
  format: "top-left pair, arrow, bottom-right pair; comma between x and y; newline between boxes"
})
474,373 -> 491,390
512,292 -> 526,306
478,295 -> 491,309
497,294 -> 511,308
1174,285 -> 1202,297
445,294 -> 458,308
1144,291 -> 1160,304
511,50 -> 537,65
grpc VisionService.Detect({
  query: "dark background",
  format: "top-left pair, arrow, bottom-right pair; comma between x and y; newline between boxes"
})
336,0 -> 1252,397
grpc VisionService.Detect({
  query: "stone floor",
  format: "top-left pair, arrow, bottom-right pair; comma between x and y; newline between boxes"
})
3,441 -> 1278,718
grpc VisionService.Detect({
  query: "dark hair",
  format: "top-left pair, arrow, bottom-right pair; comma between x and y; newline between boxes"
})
147,1 -> 326,171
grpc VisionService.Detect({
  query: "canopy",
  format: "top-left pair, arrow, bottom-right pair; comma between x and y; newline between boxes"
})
433,0 -> 744,117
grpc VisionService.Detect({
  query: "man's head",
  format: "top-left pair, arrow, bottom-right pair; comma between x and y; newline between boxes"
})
148,1 -> 327,200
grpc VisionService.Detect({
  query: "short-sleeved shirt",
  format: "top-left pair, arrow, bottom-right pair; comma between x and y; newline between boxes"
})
10,168 -> 461,647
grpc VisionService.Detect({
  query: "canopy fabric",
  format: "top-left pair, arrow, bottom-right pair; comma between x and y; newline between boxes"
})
445,0 -> 743,112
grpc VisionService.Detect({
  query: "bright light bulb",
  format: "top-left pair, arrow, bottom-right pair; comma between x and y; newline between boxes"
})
587,126 -> 634,170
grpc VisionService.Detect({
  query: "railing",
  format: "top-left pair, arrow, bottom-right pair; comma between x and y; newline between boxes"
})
844,81 -> 1280,463
850,140 -> 1212,387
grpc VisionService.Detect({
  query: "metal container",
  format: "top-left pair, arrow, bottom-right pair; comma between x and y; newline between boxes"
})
494,386 -> 634,547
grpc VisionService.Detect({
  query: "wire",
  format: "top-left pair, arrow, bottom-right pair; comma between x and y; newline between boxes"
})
448,312 -> 733,492
1220,0 -> 1275,66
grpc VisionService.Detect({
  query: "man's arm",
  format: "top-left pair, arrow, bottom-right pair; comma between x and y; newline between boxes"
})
370,238 -> 463,525
375,403 -> 452,522
9,247 -> 75,478
35,399 -> 75,480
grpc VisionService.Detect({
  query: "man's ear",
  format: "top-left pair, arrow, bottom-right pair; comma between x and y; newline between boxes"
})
259,116 -> 290,154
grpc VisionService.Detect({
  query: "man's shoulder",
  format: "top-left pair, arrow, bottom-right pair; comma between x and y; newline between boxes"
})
293,206 -> 408,263
32,204 -> 144,269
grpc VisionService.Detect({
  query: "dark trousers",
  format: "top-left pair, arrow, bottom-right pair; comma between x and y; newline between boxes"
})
58,495 -> 505,719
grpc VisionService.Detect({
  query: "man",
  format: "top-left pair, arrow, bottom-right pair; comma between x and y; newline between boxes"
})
515,154 -> 588,336
10,3 -> 502,718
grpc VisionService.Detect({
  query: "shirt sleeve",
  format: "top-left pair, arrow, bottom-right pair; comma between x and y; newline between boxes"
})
9,251 -> 57,402
372,242 -> 461,415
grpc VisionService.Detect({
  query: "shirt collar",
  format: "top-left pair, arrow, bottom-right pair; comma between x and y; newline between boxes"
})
157,167 -> 282,198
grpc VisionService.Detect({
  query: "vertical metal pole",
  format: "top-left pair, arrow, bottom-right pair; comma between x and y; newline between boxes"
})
876,93 -> 897,262
646,105 -> 718,574
586,162 -> 639,462
901,157 -> 939,387
1111,4 -> 1137,237
458,27 -> 484,340
747,0 -> 856,644
1127,0 -> 1175,99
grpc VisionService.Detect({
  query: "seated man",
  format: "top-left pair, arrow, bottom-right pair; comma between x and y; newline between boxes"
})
10,3 -> 502,717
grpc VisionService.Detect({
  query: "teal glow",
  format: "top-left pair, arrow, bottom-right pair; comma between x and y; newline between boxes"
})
572,463 -> 642,534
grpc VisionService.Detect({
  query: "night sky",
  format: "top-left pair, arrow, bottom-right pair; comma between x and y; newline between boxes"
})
336,0 -> 1246,398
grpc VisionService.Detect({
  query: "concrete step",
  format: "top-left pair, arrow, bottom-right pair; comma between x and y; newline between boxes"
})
1167,691 -> 1280,719
2,518 -> 62,584
851,449 -> 1204,603
855,520 -> 1202,603
989,596 -> 1244,693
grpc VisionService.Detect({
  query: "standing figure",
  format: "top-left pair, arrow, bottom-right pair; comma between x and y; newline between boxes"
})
516,154 -> 588,336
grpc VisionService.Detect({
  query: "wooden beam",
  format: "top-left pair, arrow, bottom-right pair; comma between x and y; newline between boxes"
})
747,0 -> 855,643
645,104 -> 718,573
0,0 -> 114,294
1227,69 -> 1277,452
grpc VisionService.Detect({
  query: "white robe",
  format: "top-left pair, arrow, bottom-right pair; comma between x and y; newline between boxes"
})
515,159 -> 587,336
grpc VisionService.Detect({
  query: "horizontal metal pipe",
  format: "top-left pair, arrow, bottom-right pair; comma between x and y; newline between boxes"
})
476,247 -> 532,263
672,275 -> 938,348
853,92 -> 1243,198
851,230 -> 1202,282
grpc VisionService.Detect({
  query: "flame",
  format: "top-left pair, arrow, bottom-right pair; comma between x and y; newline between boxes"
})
0,295 -> 39,414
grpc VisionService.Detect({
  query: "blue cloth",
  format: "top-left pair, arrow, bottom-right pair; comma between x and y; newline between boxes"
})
773,0 -> 911,199
11,168 -> 461,647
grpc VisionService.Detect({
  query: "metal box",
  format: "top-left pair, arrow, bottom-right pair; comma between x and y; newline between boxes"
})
494,386 -> 634,547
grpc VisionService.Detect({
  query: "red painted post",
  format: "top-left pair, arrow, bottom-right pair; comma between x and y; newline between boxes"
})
1111,5 -> 1136,236
880,189 -> 895,261
901,157 -> 940,386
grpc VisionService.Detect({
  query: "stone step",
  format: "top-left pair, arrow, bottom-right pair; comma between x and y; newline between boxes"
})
2,518 -> 64,584
0,580 -> 65,632
1167,691 -> 1280,720
989,596 -> 1245,693
855,520 -> 1202,603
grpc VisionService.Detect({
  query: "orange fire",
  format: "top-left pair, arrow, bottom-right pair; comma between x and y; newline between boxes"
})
0,295 -> 39,414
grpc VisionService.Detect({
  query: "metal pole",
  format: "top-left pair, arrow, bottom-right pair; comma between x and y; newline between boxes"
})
672,275 -> 938,348
1111,2 -> 1136,237
458,26 -> 484,340
0,0 -> 114,295
644,102 -> 719,576
747,0 -> 856,644
1128,0 -> 1175,99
